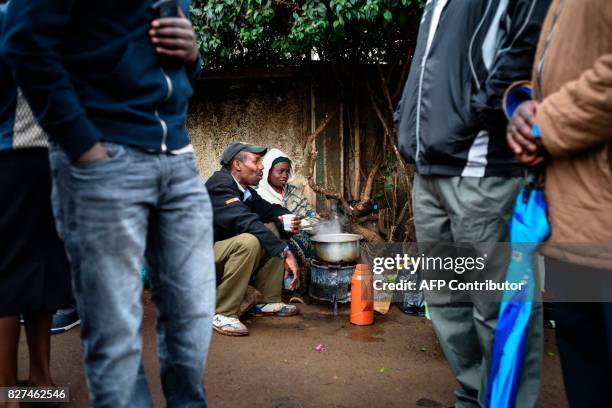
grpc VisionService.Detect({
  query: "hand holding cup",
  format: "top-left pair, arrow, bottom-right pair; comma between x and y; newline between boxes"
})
279,214 -> 300,233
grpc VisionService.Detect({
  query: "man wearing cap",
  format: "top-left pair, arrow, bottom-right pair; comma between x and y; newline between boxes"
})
205,142 -> 301,336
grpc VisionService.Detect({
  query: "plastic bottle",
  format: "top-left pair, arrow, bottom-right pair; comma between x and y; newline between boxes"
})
350,264 -> 374,325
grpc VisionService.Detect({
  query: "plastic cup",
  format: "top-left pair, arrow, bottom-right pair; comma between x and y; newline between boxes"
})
281,214 -> 297,232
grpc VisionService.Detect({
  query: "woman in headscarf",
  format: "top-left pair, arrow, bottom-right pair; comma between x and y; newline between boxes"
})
258,149 -> 319,296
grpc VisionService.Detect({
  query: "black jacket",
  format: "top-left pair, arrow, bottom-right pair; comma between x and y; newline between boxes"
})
206,168 -> 291,257
395,0 -> 550,177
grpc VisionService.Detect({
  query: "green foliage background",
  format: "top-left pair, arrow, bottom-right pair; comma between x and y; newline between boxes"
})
190,0 -> 425,69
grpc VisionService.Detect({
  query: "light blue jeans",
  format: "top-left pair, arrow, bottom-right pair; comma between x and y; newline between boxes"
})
49,142 -> 215,408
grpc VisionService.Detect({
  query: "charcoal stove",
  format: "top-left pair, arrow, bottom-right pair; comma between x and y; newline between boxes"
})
308,259 -> 356,316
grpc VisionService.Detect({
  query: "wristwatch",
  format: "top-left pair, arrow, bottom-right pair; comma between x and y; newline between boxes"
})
280,246 -> 290,259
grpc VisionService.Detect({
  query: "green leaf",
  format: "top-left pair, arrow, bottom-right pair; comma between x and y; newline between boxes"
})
383,10 -> 392,23
398,11 -> 407,25
190,0 -> 425,69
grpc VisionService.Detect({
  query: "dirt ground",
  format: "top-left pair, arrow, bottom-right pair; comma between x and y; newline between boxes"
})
18,295 -> 567,407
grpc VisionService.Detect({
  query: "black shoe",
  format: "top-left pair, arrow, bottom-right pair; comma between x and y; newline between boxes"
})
399,304 -> 426,317
51,308 -> 80,334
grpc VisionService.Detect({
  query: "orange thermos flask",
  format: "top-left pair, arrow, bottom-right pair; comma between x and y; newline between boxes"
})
350,264 -> 374,325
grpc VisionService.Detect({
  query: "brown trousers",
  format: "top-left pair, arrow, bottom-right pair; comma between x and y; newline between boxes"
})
214,224 -> 284,318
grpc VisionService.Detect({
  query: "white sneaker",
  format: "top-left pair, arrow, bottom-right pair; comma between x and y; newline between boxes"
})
249,302 -> 299,317
212,314 -> 249,336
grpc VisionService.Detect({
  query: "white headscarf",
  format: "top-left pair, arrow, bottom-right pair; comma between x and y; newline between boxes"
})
257,148 -> 295,205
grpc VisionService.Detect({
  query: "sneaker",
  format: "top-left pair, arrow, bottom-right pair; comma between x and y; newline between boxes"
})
51,308 -> 80,335
238,285 -> 262,317
212,314 -> 249,336
289,294 -> 306,304
249,302 -> 299,317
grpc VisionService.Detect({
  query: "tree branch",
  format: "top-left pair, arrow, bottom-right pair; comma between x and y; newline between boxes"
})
367,82 -> 407,175
377,63 -> 395,119
388,199 -> 411,242
351,223 -> 385,243
367,79 -> 416,241
351,164 -> 379,216
358,165 -> 379,203
392,60 -> 410,103
306,110 -> 351,213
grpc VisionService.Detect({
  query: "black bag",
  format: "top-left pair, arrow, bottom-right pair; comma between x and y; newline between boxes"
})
396,268 -> 425,316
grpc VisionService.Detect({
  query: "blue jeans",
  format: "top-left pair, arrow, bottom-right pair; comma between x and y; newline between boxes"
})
49,142 -> 215,408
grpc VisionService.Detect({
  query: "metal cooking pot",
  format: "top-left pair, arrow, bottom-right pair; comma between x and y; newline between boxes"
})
310,233 -> 362,264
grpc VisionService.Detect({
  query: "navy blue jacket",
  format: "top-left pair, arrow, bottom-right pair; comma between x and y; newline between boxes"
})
1,3 -> 49,152
0,3 -> 16,150
1,0 -> 202,161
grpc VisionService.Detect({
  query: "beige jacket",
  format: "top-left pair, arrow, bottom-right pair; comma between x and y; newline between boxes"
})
534,0 -> 612,269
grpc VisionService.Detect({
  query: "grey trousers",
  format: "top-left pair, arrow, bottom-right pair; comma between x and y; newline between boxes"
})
413,174 -> 543,408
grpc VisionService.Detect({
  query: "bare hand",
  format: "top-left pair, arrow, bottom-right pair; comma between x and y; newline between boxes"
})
507,100 -> 540,154
150,8 -> 199,64
506,101 -> 546,167
277,215 -> 301,233
76,142 -> 109,166
516,150 -> 547,167
290,217 -> 301,233
284,251 -> 299,290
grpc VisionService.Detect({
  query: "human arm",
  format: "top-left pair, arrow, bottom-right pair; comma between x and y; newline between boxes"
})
506,100 -> 546,166
210,184 -> 288,256
284,250 -> 299,290
250,190 -> 293,231
1,0 -> 104,161
537,53 -> 612,157
472,0 -> 550,134
150,6 -> 203,81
